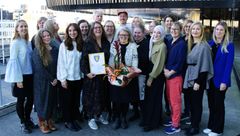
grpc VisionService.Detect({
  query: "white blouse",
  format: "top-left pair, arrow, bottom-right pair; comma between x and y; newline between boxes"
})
57,41 -> 83,82
5,38 -> 33,83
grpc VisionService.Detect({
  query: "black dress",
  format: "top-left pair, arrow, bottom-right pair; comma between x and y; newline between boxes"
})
81,39 -> 110,117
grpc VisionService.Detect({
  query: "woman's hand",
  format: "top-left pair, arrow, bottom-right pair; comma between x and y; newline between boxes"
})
87,73 -> 96,79
193,83 -> 200,91
220,83 -> 227,91
51,79 -> 58,86
17,82 -> 23,88
61,81 -> 67,89
147,78 -> 153,87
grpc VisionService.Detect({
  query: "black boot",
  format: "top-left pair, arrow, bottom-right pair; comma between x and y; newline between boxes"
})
112,118 -> 121,130
21,122 -> 32,134
121,116 -> 128,129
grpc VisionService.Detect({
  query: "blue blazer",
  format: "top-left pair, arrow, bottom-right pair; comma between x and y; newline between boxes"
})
208,40 -> 234,88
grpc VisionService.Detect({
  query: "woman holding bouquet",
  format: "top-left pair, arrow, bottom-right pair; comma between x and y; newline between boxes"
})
142,25 -> 167,132
109,27 -> 138,130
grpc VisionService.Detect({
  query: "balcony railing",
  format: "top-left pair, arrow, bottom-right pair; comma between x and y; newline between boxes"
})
46,0 -> 239,10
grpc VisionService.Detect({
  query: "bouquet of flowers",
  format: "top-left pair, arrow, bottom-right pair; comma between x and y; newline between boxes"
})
105,41 -> 141,87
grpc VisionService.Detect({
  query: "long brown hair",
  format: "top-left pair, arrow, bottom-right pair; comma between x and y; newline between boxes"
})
35,29 -> 53,67
64,23 -> 83,51
13,20 -> 29,41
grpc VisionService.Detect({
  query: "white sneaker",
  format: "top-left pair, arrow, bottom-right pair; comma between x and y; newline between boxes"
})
203,128 -> 212,134
208,132 -> 222,136
88,119 -> 98,130
98,115 -> 109,125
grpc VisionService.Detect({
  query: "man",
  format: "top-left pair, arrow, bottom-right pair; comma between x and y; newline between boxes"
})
114,10 -> 132,41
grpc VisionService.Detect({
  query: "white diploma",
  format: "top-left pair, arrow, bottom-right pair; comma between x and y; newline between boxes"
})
88,52 -> 106,75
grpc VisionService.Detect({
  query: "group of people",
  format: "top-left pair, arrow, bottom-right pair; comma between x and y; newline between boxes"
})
4,9 -> 234,136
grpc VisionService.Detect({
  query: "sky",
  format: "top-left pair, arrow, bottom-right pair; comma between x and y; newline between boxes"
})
0,0 -> 46,11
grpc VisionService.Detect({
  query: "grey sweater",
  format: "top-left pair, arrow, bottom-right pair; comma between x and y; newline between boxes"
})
183,41 -> 214,89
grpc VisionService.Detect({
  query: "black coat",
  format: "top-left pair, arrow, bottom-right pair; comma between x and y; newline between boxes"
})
80,39 -> 110,116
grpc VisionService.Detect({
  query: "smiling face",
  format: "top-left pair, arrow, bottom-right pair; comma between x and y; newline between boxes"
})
118,30 -> 129,44
42,31 -> 51,45
133,27 -> 144,43
165,17 -> 173,29
214,24 -> 225,41
171,24 -> 181,39
93,23 -> 103,38
191,24 -> 202,39
94,14 -> 103,23
152,28 -> 162,41
118,13 -> 128,25
104,21 -> 115,36
68,25 -> 78,40
79,22 -> 89,35
17,21 -> 28,38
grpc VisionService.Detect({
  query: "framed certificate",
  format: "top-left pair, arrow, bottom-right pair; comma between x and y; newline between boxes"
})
88,52 -> 106,75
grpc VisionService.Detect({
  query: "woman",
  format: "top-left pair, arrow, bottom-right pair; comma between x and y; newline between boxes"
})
104,20 -> 116,43
31,17 -> 47,49
163,22 -> 187,134
203,21 -> 234,136
81,21 -> 110,130
33,29 -> 58,133
183,22 -> 214,136
44,19 -> 63,122
142,25 -> 167,132
57,23 -> 84,131
109,27 -> 138,130
181,19 -> 193,122
44,19 -> 62,49
5,20 -> 35,134
78,19 -> 90,41
182,20 -> 194,41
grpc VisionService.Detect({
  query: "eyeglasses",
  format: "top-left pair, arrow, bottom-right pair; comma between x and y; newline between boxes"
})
119,34 -> 129,37
105,25 -> 114,28
94,26 -> 102,30
171,28 -> 180,31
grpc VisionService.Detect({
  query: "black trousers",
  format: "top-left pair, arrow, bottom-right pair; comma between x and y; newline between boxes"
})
61,80 -> 82,122
189,87 -> 204,129
16,96 -> 33,123
115,103 -> 129,118
207,82 -> 226,134
183,88 -> 191,116
14,75 -> 34,123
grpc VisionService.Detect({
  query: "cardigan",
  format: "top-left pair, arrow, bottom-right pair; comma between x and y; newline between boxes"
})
5,38 -> 33,83
109,42 -> 138,68
148,39 -> 167,81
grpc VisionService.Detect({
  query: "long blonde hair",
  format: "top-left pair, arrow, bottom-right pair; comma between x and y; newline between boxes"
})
188,22 -> 206,53
13,20 -> 29,41
213,21 -> 230,53
35,29 -> 53,67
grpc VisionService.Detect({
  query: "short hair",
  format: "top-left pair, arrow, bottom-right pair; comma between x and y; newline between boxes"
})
117,26 -> 134,43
